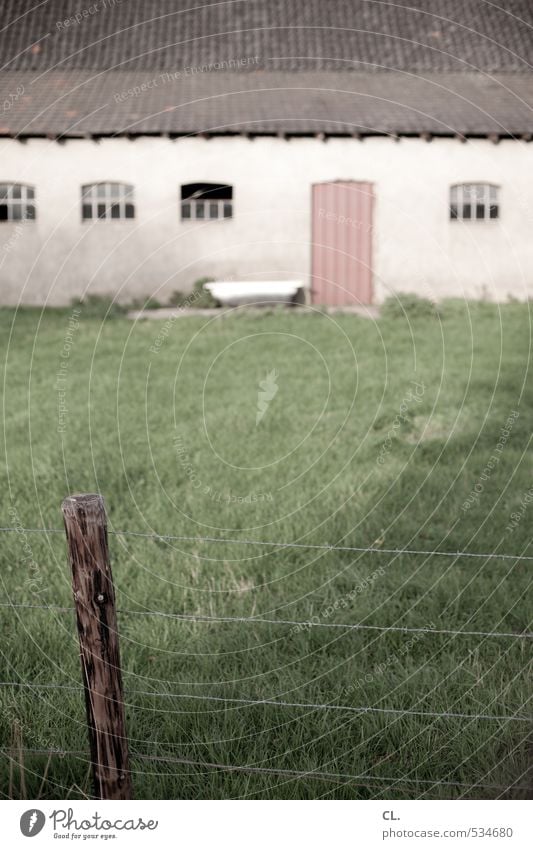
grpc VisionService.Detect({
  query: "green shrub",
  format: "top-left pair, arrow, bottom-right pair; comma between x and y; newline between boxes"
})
70,294 -> 126,319
381,293 -> 441,320
190,277 -> 218,308
168,280 -> 218,309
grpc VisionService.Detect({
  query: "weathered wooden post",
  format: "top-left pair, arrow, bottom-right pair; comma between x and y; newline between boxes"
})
61,493 -> 132,799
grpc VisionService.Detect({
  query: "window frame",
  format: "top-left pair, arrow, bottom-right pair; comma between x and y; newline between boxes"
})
450,183 -> 499,222
0,183 -> 36,222
81,182 -> 135,221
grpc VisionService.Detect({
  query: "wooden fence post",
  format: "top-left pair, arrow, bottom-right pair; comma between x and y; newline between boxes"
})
61,493 -> 132,800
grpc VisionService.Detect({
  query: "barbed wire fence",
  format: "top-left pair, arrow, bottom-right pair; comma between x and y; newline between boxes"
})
0,495 -> 531,800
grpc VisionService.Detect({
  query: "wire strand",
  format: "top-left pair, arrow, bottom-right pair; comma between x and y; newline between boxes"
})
0,525 -> 531,562
0,747 -> 528,793
109,531 -> 533,562
131,751 -> 530,792
1,601 -> 531,641
1,681 -> 529,723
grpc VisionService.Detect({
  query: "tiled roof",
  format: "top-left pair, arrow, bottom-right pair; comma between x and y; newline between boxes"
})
0,1 -> 531,137
2,0 -> 532,73
0,70 -> 531,137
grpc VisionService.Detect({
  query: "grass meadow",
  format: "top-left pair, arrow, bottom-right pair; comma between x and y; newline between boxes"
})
0,301 -> 531,799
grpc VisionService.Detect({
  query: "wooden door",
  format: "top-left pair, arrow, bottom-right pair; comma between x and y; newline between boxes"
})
311,181 -> 374,305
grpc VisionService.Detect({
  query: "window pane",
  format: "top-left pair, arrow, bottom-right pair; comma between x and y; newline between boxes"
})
0,186 -> 7,199
110,203 -> 120,218
12,204 -> 22,220
26,205 -> 35,220
125,204 -> 134,218
97,203 -> 107,219
196,202 -> 205,219
26,187 -> 35,199
223,202 -> 232,218
209,202 -> 219,219
181,203 -> 191,219
463,204 -> 471,219
450,205 -> 458,219
97,184 -> 107,198
12,185 -> 21,199
489,204 -> 498,219
82,204 -> 92,219
474,185 -> 485,200
476,204 -> 485,219
450,186 -> 458,203
109,184 -> 121,198
489,185 -> 498,201
0,205 -> 8,220
81,186 -> 92,200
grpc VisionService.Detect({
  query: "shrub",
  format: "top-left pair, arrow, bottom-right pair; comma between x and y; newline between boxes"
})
168,280 -> 218,309
70,294 -> 126,319
381,293 -> 440,320
190,277 -> 218,308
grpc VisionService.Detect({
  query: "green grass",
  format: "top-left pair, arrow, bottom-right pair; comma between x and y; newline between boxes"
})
0,302 -> 531,800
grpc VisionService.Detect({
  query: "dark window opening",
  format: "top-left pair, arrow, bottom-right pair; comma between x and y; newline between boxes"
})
181,183 -> 233,219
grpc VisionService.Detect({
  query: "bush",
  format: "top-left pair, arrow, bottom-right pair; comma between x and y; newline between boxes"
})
70,295 -> 127,319
381,294 -> 441,320
168,280 -> 218,309
190,277 -> 218,309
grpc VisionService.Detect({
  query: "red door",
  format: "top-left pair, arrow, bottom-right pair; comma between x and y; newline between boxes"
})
311,181 -> 374,305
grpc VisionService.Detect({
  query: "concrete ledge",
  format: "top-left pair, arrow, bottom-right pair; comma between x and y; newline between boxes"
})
127,304 -> 380,320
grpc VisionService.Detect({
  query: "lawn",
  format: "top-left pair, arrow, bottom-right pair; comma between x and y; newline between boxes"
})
0,301 -> 531,800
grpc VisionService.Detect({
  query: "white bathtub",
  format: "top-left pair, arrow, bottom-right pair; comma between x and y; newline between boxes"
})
204,280 -> 305,307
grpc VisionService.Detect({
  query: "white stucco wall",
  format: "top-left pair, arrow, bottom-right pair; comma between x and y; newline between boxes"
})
0,134 -> 532,305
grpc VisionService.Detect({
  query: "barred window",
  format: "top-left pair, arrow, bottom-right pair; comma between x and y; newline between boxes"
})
81,182 -> 135,220
0,183 -> 36,221
181,183 -> 233,220
450,184 -> 499,221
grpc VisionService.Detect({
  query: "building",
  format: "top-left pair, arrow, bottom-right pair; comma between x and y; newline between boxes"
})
1,0 -> 533,306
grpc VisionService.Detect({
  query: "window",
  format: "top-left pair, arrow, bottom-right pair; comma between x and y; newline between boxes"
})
450,184 -> 499,221
0,184 -> 36,221
181,183 -> 233,220
81,182 -> 134,220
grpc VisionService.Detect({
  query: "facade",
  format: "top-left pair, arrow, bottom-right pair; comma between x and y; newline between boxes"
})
2,135 -> 533,305
1,1 -> 532,305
